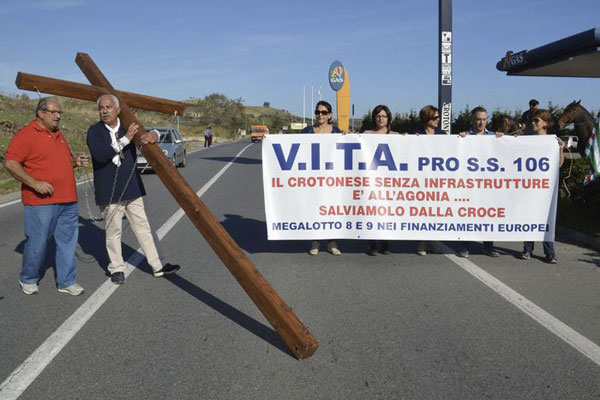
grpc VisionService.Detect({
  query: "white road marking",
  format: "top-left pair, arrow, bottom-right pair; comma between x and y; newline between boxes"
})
0,199 -> 20,208
438,242 -> 600,367
0,180 -> 92,209
156,144 -> 251,240
0,143 -> 252,400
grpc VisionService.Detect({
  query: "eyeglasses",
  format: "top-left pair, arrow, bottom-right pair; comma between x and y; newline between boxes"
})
375,114 -> 388,119
315,110 -> 329,116
42,108 -> 63,116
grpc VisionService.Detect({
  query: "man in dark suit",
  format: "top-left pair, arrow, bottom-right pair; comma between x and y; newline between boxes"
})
86,94 -> 180,284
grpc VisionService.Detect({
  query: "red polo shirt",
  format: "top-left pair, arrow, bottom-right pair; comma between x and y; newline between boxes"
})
5,120 -> 77,205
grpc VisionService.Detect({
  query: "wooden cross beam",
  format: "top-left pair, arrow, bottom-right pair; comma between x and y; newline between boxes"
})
16,72 -> 185,115
15,53 -> 318,360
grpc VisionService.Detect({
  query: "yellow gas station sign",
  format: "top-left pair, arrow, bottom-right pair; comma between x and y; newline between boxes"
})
329,60 -> 350,132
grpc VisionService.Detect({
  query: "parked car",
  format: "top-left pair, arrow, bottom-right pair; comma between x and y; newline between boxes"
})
137,127 -> 186,170
560,135 -> 579,150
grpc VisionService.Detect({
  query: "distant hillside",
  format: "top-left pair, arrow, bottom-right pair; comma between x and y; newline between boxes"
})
0,92 -> 302,140
182,94 -> 301,134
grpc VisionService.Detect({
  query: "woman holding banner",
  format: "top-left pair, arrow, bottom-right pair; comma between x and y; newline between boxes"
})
364,104 -> 398,255
413,105 -> 440,136
301,100 -> 341,134
519,109 -> 565,264
301,101 -> 342,256
413,105 -> 440,256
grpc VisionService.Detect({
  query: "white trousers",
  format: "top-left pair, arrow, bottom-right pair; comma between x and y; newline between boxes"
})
101,197 -> 163,274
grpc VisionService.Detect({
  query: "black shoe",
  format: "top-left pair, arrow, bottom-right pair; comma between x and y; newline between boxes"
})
111,272 -> 125,285
153,263 -> 181,277
458,249 -> 469,258
367,242 -> 378,256
380,242 -> 390,255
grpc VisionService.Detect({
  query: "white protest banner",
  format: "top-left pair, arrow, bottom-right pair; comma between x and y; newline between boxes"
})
262,134 -> 560,241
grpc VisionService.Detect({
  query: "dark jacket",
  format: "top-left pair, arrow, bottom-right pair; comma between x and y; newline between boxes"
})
86,121 -> 145,206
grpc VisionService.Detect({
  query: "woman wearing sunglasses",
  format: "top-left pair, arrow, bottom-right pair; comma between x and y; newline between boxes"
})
412,105 -> 441,256
413,105 -> 440,136
362,104 -> 398,255
301,100 -> 341,134
301,101 -> 342,255
519,108 -> 565,264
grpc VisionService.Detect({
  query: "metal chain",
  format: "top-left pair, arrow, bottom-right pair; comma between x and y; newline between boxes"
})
561,145 -> 574,198
103,150 -> 139,226
81,117 -> 175,225
78,167 -> 103,221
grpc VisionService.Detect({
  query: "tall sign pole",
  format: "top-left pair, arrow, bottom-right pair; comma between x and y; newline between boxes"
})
311,85 -> 314,125
302,85 -> 306,125
329,60 -> 350,132
438,0 -> 452,134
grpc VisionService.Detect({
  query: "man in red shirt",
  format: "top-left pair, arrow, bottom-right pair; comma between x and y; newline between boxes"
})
4,98 -> 88,296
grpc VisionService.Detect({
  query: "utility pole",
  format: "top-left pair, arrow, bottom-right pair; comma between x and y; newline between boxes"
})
439,0 -> 453,134
303,85 -> 305,125
311,85 -> 314,125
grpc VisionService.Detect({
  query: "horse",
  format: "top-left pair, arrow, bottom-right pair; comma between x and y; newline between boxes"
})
557,100 -> 595,156
493,114 -> 523,135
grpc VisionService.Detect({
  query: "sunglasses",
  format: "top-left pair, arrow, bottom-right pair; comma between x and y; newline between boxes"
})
432,115 -> 440,120
315,110 -> 330,116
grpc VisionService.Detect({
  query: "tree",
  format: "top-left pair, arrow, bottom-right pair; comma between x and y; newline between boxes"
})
359,112 -> 373,132
391,110 -> 419,134
452,105 -> 472,134
194,93 -> 248,135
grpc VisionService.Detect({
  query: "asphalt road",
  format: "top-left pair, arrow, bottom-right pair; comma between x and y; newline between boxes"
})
1,140 -> 599,399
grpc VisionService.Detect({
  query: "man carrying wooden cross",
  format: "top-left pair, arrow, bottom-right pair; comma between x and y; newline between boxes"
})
16,52 -> 318,358
86,94 -> 181,284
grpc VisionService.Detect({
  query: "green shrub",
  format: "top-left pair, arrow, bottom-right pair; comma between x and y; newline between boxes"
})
558,157 -> 600,237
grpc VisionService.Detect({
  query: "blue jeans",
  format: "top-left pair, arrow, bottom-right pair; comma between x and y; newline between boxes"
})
523,241 -> 555,257
21,202 -> 78,289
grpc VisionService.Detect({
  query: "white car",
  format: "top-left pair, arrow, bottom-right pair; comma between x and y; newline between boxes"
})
137,127 -> 186,170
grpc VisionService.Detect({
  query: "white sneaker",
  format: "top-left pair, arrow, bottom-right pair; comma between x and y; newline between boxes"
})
309,241 -> 319,256
19,281 -> 39,295
417,242 -> 427,256
327,241 -> 341,256
58,283 -> 84,296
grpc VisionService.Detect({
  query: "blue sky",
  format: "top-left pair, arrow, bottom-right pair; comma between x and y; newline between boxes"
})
1,0 -> 599,119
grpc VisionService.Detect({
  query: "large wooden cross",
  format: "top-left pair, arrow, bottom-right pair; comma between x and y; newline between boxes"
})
16,53 -> 318,360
